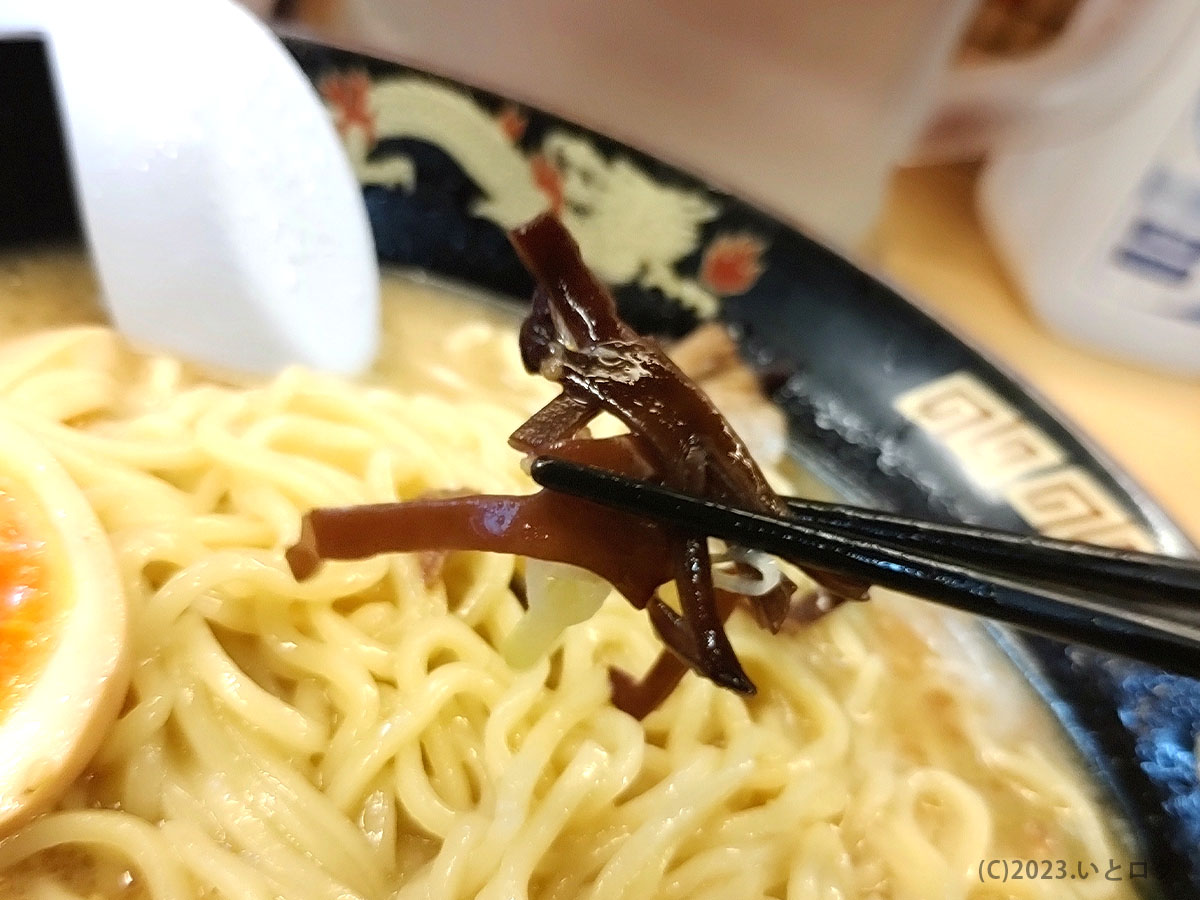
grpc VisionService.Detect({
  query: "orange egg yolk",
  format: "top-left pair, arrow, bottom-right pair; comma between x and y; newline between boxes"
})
0,489 -> 53,719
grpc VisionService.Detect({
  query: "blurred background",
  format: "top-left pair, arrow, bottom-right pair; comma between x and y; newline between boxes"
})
244,0 -> 1200,538
1,0 -> 1197,536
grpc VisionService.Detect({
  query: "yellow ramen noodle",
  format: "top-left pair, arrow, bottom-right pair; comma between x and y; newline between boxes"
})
0,251 -> 1139,899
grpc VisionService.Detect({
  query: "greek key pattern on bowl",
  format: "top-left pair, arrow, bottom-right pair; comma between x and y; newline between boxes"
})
895,371 -> 1156,551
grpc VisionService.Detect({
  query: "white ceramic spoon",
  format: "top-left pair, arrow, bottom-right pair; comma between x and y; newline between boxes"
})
1,0 -> 379,374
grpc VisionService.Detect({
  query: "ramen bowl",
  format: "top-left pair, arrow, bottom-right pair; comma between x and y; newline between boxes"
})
0,29 -> 1196,900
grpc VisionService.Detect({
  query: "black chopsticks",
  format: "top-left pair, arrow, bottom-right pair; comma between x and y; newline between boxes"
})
528,456 -> 1200,678
779,495 -> 1200,605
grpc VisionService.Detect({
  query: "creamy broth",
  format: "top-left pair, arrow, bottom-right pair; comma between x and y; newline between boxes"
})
0,251 -> 548,408
0,249 -> 1142,900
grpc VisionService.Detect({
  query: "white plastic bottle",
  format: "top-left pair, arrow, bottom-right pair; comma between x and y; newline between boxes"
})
979,8 -> 1200,374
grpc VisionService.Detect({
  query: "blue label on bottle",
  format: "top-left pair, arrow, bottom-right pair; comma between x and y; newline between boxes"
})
1115,217 -> 1200,285
1098,96 -> 1200,323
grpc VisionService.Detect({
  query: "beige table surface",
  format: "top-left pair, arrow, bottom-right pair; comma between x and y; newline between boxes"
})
871,164 -> 1200,545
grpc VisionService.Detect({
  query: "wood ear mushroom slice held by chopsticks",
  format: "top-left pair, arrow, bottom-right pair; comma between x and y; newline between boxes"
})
286,213 -> 869,718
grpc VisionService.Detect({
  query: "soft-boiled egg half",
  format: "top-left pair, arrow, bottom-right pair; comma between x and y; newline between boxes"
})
0,415 -> 128,831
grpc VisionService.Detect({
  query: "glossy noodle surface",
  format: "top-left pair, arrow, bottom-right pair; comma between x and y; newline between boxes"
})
0,251 -> 1139,899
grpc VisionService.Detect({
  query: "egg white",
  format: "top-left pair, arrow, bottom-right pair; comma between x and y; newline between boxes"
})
0,415 -> 129,832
